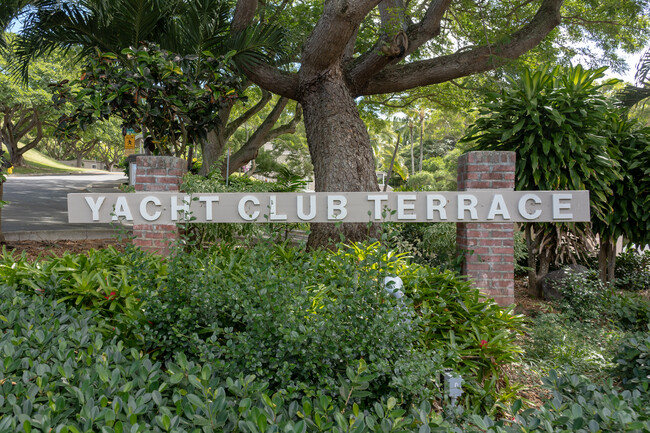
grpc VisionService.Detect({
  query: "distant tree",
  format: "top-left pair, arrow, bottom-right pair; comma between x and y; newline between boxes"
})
0,44 -> 68,166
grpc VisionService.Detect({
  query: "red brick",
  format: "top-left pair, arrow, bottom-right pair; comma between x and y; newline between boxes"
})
488,230 -> 513,238
482,239 -> 507,246
480,172 -> 506,181
134,239 -> 153,247
167,169 -> 185,177
492,247 -> 514,254
492,280 -> 515,288
135,175 -> 155,184
152,224 -> 177,231
155,176 -> 179,184
463,181 -> 492,188
490,181 -> 514,189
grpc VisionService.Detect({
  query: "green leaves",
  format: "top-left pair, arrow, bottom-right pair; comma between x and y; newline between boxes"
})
52,43 -> 244,157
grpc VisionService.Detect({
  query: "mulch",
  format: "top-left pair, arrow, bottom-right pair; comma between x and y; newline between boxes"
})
1,238 -> 129,261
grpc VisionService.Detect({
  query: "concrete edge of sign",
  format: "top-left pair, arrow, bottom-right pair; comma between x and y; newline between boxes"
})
4,229 -> 131,242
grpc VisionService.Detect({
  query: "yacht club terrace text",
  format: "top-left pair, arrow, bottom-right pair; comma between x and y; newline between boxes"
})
68,191 -> 590,224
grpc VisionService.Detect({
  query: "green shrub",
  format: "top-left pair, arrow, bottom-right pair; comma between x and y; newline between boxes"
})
4,281 -> 650,432
606,291 -> 650,331
400,265 -> 526,415
612,333 -> 650,391
137,241 -> 443,404
616,249 -> 650,292
556,269 -> 608,321
0,245 -> 163,343
0,285 -> 459,433
404,171 -> 437,190
387,223 -> 461,270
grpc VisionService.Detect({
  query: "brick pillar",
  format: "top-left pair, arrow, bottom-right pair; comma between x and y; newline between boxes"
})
457,151 -> 516,306
133,156 -> 187,255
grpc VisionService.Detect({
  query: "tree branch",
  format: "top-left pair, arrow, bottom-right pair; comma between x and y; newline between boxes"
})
225,89 -> 272,138
223,97 -> 300,176
561,15 -> 644,30
359,0 -> 563,96
16,111 -> 43,156
300,0 -> 382,75
232,0 -> 258,32
265,103 -> 302,141
347,0 -> 451,91
242,63 -> 300,100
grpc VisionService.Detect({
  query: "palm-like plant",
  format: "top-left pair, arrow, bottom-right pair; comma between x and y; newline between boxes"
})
0,0 -> 30,50
12,0 -> 283,79
619,47 -> 650,107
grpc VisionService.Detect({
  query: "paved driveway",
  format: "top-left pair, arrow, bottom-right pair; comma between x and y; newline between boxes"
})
2,173 -> 130,240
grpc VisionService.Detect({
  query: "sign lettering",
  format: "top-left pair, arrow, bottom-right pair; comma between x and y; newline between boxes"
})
68,191 -> 590,224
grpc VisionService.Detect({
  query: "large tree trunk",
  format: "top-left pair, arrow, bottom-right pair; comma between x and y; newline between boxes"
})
598,237 -> 617,285
301,65 -> 379,249
526,224 -> 539,297
11,153 -> 26,167
200,129 -> 228,176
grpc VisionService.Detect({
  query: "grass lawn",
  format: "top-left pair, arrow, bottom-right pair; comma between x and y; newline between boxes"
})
2,147 -> 102,175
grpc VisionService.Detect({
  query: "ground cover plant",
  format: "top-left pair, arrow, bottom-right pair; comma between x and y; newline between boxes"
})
2,240 -> 650,432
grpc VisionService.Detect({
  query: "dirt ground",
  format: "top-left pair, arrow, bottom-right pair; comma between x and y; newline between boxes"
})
1,238 -> 129,261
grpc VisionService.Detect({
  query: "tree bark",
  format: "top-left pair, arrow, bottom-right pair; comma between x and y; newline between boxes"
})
607,241 -> 616,285
599,237 -> 617,284
598,236 -> 608,283
301,65 -> 379,249
200,128 -> 228,176
526,224 -> 538,297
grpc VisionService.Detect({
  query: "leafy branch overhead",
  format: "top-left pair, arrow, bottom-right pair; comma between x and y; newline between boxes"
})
51,44 -> 245,157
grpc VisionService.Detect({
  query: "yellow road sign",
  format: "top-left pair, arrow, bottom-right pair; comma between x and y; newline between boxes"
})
124,134 -> 136,156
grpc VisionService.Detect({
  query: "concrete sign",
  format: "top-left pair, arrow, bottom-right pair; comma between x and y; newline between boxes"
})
68,191 -> 590,224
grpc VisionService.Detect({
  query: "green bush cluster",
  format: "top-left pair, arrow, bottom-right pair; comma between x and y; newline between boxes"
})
136,242 -> 440,402
0,285 -> 447,433
0,245 -> 164,344
615,249 -> 650,292
4,283 -> 650,433
400,265 -> 526,415
0,238 -> 531,414
524,313 -> 624,381
555,269 -> 608,321
613,333 -> 650,391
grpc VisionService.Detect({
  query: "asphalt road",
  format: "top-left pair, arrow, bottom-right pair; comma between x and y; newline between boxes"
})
2,173 -> 130,240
